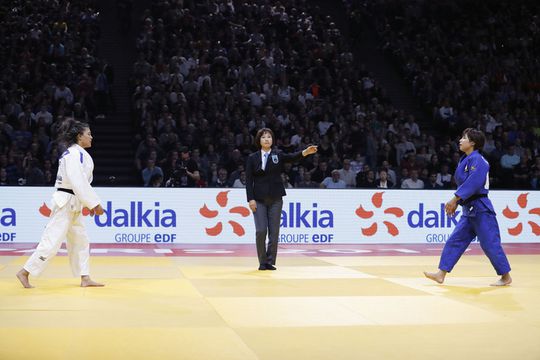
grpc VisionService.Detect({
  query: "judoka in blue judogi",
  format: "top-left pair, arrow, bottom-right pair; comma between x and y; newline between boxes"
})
424,128 -> 512,286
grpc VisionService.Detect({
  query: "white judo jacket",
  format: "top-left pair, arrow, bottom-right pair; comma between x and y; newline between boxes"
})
53,143 -> 101,210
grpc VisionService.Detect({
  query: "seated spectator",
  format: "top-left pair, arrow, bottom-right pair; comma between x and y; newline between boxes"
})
357,170 -> 377,188
438,99 -> 455,124
436,163 -> 453,189
54,83 -> 74,105
320,170 -> 346,189
297,172 -> 319,188
311,161 -> 332,183
24,157 -> 45,185
500,145 -> 520,170
149,173 -> 164,187
228,164 -> 245,187
176,147 -> 200,187
425,173 -> 443,189
232,170 -> 247,188
426,154 -> 441,175
0,167 -> 10,185
337,158 -> 357,188
400,153 -> 422,173
210,168 -> 229,188
500,145 -> 521,187
401,169 -> 424,189
378,160 -> 398,186
282,173 -> 294,189
376,170 -> 394,189
404,115 -> 421,138
282,162 -> 299,186
350,153 -> 365,174
142,159 -> 164,187
397,167 -> 409,188
395,135 -> 416,165
513,156 -> 531,189
419,168 -> 430,185
164,168 -> 184,188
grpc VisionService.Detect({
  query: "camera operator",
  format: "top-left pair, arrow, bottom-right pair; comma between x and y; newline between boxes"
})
165,147 -> 200,187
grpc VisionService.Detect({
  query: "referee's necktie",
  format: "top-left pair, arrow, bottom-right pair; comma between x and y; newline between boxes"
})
262,152 -> 268,170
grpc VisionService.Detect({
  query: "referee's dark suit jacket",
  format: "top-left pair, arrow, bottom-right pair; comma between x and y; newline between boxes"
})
246,149 -> 303,202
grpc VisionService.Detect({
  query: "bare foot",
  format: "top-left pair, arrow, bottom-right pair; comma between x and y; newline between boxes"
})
16,269 -> 34,288
423,270 -> 446,284
81,276 -> 105,287
490,273 -> 512,286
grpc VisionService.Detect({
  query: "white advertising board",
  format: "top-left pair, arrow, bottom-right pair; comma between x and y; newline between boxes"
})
0,187 -> 539,244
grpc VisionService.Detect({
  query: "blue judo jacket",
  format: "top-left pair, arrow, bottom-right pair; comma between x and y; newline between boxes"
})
454,150 -> 496,217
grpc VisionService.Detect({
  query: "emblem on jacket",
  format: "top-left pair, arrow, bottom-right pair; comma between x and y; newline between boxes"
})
271,154 -> 279,164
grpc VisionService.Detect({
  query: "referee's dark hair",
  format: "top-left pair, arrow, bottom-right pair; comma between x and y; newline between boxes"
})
254,128 -> 275,150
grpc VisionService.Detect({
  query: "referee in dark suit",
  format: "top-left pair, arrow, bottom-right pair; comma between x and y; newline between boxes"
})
246,128 -> 317,270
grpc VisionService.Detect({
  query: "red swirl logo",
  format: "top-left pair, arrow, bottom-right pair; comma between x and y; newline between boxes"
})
199,191 -> 250,236
355,192 -> 404,236
501,193 -> 540,236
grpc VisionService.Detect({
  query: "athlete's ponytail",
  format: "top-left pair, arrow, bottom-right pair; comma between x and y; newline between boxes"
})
59,118 -> 89,146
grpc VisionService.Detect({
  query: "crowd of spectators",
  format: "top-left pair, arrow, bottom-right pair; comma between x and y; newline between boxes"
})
0,0 -> 109,186
2,0 -> 538,191
131,0 -> 539,190
348,0 -> 540,189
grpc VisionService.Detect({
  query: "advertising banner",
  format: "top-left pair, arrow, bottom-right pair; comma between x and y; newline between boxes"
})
1,187 -> 539,244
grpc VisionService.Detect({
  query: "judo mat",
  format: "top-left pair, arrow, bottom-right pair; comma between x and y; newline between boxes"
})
1,243 -> 539,360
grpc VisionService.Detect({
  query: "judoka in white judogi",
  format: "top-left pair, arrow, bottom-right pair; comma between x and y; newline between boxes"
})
17,121 -> 104,288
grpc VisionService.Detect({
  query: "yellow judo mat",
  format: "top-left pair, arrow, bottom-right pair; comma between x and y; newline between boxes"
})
1,254 -> 540,360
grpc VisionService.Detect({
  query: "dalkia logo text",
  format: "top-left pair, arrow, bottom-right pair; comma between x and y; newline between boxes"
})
39,201 -> 177,227
355,192 -> 460,237
1,207 -> 16,226
280,202 -> 334,228
199,191 -> 250,236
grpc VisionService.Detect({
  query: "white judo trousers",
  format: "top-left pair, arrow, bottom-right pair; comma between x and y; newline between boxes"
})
24,198 -> 91,277
24,143 -> 101,277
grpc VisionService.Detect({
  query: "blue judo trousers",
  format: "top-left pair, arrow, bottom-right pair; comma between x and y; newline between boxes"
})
439,150 -> 511,275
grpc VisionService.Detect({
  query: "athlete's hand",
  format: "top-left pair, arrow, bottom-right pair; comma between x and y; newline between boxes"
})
445,197 -> 458,217
93,204 -> 104,216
